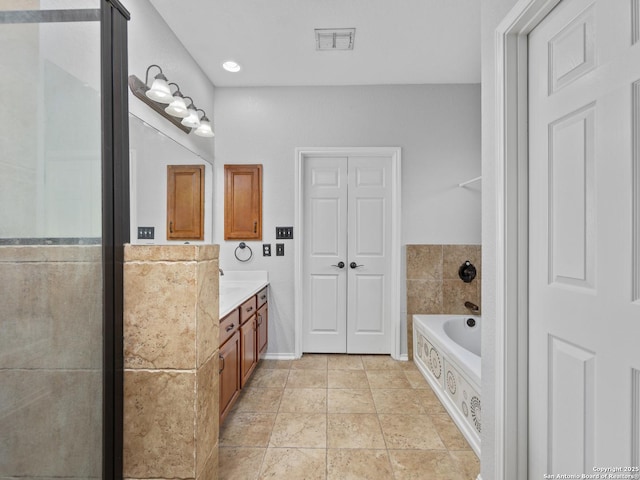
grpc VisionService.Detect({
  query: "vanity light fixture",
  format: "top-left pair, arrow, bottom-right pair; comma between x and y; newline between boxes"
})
128,64 -> 214,137
222,60 -> 241,73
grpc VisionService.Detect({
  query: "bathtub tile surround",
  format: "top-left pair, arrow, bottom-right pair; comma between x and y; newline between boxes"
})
123,244 -> 220,480
406,244 -> 481,359
218,354 -> 479,479
0,245 -> 102,478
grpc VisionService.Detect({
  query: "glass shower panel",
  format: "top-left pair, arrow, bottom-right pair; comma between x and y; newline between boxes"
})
0,5 -> 103,478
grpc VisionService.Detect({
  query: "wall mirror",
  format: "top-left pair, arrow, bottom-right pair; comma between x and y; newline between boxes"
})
129,113 -> 212,244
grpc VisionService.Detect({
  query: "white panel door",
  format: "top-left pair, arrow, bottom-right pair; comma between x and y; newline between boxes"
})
347,156 -> 392,353
303,157 -> 348,353
303,155 -> 393,354
529,0 -> 640,476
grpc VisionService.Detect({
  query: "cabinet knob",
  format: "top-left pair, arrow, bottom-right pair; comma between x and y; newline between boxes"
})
225,323 -> 235,332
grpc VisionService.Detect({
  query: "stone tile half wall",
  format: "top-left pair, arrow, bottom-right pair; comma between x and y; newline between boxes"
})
406,244 -> 481,360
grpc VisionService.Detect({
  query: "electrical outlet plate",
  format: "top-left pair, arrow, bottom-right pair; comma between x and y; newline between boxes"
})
137,226 -> 155,239
275,226 -> 293,239
276,243 -> 285,256
263,244 -> 271,256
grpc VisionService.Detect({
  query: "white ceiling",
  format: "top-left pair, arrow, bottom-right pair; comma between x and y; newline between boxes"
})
149,0 -> 481,88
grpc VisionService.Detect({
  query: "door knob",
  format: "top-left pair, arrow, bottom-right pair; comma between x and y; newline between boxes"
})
350,262 -> 364,269
331,261 -> 345,268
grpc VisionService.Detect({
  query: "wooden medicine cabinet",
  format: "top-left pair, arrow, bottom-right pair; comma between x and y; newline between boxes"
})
224,164 -> 262,240
167,164 -> 205,240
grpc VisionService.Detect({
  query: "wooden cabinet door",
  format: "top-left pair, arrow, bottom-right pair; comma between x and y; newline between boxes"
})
240,316 -> 257,387
224,164 -> 262,240
167,165 -> 204,240
219,330 -> 240,424
257,302 -> 268,357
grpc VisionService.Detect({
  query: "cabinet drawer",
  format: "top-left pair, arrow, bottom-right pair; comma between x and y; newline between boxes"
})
220,309 -> 240,346
257,287 -> 268,308
240,296 -> 257,324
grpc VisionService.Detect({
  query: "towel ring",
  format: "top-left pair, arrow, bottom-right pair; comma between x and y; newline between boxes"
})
234,242 -> 253,262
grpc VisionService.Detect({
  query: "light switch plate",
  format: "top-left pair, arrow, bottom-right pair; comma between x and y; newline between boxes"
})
137,226 -> 155,239
276,243 -> 285,256
263,244 -> 271,256
276,226 -> 293,239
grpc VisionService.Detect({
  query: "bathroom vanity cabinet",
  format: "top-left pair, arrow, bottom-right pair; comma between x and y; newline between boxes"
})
219,285 -> 268,423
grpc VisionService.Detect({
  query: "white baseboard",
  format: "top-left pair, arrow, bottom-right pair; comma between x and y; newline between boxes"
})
262,353 -> 298,360
397,353 -> 409,361
476,475 -> 482,480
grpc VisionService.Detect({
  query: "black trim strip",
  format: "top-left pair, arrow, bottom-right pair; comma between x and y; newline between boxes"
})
106,0 -> 130,20
102,1 -> 129,478
0,9 -> 100,24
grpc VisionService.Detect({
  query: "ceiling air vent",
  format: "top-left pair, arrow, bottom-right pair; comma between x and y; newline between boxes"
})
315,28 -> 355,51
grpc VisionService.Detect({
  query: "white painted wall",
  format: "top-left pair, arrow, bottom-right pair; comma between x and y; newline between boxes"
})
213,84 -> 481,357
122,0 -> 217,243
481,1 -> 520,479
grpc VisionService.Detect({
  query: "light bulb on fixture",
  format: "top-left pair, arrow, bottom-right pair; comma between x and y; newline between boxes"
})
164,83 -> 189,118
194,114 -> 214,137
144,65 -> 172,103
181,99 -> 201,128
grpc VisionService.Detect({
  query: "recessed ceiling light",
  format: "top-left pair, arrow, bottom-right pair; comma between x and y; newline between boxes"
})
222,61 -> 241,73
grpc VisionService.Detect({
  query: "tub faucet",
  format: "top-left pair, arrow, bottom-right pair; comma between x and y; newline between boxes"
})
219,268 -> 224,276
464,301 -> 479,312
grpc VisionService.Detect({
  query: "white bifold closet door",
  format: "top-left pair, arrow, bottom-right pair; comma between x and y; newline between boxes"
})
302,155 -> 392,354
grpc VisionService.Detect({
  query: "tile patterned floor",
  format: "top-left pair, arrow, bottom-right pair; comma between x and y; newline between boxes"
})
219,354 -> 480,480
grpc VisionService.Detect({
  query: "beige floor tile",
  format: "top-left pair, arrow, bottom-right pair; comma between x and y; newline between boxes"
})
257,359 -> 292,370
327,413 -> 386,449
327,449 -> 393,480
269,413 -> 327,448
279,388 -> 327,413
219,412 -> 276,447
328,370 -> 369,389
232,387 -> 283,413
378,414 -> 446,450
327,355 -> 364,370
389,450 -> 464,480
366,370 -> 411,389
431,413 -> 472,450
258,448 -> 326,480
449,450 -> 481,479
290,354 -> 328,370
361,355 -> 402,370
218,447 -> 265,480
403,370 -> 431,389
286,369 -> 328,388
415,386 -> 447,414
327,388 -> 376,413
247,369 -> 289,389
398,361 -> 419,371
371,388 -> 426,414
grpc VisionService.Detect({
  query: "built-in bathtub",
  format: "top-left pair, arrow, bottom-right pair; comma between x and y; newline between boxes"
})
413,314 -> 481,456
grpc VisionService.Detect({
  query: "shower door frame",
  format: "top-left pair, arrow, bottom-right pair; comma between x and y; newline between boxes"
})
0,3 -> 130,477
